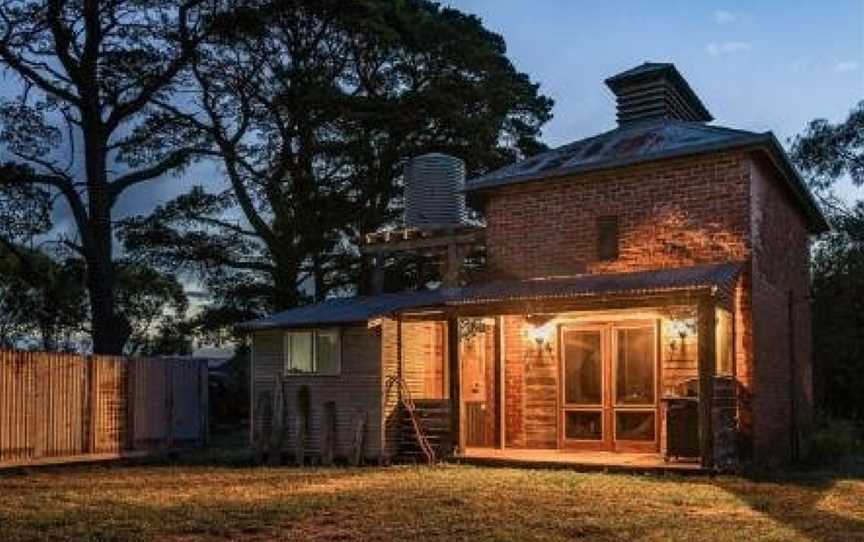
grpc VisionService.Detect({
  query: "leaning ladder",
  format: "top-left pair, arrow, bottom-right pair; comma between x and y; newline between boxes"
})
385,375 -> 436,465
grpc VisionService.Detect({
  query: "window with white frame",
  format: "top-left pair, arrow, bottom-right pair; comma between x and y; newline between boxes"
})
284,329 -> 341,375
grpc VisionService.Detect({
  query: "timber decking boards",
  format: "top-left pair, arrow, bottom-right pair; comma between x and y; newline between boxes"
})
457,448 -> 705,474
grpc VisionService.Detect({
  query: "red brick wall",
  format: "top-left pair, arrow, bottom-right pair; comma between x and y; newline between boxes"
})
484,152 -> 752,278
482,150 -> 814,465
749,156 -> 814,466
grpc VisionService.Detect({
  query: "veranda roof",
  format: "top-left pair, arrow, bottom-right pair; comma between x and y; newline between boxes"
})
237,262 -> 743,331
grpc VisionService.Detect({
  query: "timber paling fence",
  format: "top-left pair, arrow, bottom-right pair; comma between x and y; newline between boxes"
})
0,350 -> 208,467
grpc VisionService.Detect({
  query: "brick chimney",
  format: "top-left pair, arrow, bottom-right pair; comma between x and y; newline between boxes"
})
605,63 -> 713,126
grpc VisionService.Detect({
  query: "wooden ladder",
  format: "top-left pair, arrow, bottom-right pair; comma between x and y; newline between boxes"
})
385,375 -> 436,465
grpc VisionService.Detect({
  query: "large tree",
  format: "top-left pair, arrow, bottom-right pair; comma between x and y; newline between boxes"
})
120,0 -> 553,329
791,101 -> 864,421
0,0 -> 218,353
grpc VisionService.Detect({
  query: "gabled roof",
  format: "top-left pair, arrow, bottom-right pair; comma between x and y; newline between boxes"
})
465,119 -> 828,232
237,263 -> 742,331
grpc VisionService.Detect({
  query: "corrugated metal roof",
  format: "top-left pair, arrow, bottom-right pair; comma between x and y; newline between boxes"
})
237,263 -> 742,331
450,262 -> 743,305
464,119 -> 828,232
235,289 -> 457,331
466,119 -> 763,191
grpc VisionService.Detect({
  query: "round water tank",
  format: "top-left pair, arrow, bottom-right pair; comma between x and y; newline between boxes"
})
404,153 -> 467,229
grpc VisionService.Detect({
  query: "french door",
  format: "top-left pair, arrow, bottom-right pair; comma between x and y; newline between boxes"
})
559,321 -> 659,452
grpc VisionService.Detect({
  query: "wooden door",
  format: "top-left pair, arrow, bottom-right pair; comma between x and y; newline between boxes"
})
560,321 -> 659,452
461,326 -> 497,448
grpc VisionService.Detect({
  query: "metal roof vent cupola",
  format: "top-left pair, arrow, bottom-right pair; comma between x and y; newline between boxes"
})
605,62 -> 713,126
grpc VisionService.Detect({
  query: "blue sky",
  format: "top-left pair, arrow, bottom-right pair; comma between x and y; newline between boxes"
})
447,1 -> 864,200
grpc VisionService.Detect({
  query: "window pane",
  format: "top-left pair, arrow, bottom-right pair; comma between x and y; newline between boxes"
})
288,332 -> 313,373
616,411 -> 655,441
564,411 -> 602,440
563,331 -> 602,405
316,329 -> 341,375
615,327 -> 655,405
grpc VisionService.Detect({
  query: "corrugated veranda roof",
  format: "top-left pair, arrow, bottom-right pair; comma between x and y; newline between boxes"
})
237,262 -> 743,331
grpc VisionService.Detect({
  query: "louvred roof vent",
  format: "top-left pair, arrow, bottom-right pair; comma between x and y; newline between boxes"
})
605,62 -> 713,125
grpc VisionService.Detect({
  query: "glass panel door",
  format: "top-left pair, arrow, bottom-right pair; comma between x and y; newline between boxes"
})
613,325 -> 657,447
561,329 -> 605,444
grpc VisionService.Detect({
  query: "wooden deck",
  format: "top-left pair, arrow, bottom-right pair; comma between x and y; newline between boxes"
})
456,448 -> 706,474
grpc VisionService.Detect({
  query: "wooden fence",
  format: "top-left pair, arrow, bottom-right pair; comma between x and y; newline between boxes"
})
0,351 -> 208,467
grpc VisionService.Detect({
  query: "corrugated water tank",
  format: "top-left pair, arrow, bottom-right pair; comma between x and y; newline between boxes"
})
404,153 -> 467,229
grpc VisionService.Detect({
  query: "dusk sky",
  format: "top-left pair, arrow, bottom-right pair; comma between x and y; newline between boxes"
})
448,1 -> 864,200
2,1 -> 862,231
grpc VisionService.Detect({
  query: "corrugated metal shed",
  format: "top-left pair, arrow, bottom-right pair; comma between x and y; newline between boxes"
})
238,263 -> 742,330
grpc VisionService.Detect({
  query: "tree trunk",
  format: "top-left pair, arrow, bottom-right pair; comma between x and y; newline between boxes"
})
82,111 -> 128,355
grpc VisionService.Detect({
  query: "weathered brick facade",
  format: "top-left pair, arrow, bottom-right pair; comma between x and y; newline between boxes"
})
482,150 -> 814,465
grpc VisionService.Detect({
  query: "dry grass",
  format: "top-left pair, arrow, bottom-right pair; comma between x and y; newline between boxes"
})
0,455 -> 862,542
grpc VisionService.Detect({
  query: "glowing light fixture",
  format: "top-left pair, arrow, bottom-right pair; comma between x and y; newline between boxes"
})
525,315 -> 555,352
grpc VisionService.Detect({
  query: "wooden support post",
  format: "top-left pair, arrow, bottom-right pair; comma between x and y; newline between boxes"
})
269,376 -> 285,466
448,318 -> 462,455
697,296 -> 717,469
494,316 -> 504,449
294,385 -> 309,466
350,410 -> 367,466
253,391 -> 272,464
322,401 -> 336,466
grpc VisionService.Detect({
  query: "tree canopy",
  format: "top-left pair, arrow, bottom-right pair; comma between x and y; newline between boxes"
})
119,0 -> 553,335
791,101 -> 864,421
0,0 -> 218,353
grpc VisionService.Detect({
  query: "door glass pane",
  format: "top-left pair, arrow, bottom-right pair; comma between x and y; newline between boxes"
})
616,411 -> 655,441
563,331 -> 602,405
564,411 -> 602,440
615,327 -> 655,405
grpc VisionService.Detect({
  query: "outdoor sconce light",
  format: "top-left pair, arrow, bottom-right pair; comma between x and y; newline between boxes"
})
668,318 -> 695,352
526,315 -> 554,353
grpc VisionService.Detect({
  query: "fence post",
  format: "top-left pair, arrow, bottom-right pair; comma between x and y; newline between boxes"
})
126,358 -> 136,451
86,357 -> 97,454
200,361 -> 209,447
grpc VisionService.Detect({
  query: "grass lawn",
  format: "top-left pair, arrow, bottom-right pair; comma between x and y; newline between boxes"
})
1,453 -> 862,542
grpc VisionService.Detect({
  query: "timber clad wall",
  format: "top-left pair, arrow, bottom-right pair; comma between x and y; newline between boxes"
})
252,326 -> 384,461
503,314 -> 558,449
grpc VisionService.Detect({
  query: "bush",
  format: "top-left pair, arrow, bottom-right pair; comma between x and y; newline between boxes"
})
803,415 -> 864,467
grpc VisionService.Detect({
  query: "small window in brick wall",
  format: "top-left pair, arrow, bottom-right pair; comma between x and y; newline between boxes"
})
596,216 -> 619,261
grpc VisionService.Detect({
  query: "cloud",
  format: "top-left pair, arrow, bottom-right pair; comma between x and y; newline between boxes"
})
713,10 -> 736,24
706,41 -> 752,56
833,60 -> 860,73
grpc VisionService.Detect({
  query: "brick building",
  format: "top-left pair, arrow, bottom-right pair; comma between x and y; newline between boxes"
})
240,63 -> 827,469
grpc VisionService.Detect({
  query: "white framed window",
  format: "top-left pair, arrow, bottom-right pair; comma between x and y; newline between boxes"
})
284,328 -> 341,375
